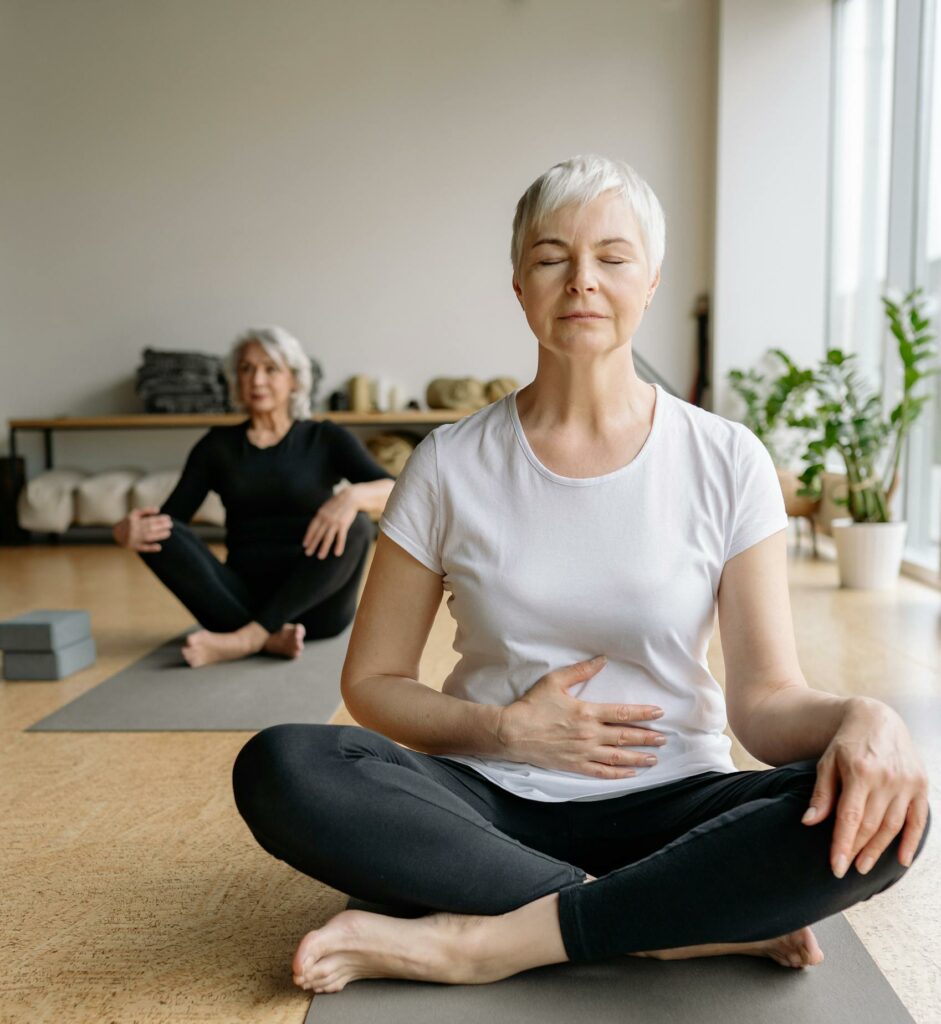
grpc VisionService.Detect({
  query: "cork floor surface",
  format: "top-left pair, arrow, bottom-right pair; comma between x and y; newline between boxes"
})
1,535 -> 939,1023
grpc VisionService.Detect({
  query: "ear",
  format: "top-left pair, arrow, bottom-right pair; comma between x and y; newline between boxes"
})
647,265 -> 661,303
512,274 -> 525,310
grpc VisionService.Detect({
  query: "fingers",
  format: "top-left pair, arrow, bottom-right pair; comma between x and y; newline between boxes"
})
828,782 -> 865,878
584,761 -> 638,780
898,794 -> 930,868
856,792 -> 929,873
304,520 -> 326,556
596,744 -> 659,770
602,724 -> 667,748
557,657 -> 664,727
317,525 -> 338,559
139,521 -> 172,544
559,655 -> 608,688
808,758 -> 930,878
854,793 -> 907,875
134,511 -> 172,527
138,543 -> 162,552
304,518 -> 351,558
802,758 -> 837,827
601,704 -> 665,726
803,758 -> 858,877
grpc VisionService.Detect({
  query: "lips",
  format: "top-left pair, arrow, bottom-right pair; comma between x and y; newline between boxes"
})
561,314 -> 605,319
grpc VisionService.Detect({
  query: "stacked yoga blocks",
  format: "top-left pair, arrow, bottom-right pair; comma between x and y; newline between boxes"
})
16,469 -> 224,533
0,610 -> 96,680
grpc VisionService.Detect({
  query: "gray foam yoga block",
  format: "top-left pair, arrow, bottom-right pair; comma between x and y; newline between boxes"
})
0,609 -> 91,652
3,636 -> 96,681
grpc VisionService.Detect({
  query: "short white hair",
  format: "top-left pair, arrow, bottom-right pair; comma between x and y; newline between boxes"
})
510,154 -> 666,286
226,326 -> 313,420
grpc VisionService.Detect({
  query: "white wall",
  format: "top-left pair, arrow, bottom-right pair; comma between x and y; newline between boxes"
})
1,0 -> 719,478
712,0 -> 833,420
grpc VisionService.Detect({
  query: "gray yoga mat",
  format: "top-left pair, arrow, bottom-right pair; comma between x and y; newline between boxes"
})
26,627 -> 351,731
306,900 -> 914,1024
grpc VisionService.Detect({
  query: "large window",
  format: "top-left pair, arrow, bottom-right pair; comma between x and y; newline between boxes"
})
828,0 -> 896,392
828,0 -> 941,577
906,0 -> 941,572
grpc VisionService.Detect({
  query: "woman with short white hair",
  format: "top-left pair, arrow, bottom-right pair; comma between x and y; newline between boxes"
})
113,326 -> 395,667
233,156 -> 930,989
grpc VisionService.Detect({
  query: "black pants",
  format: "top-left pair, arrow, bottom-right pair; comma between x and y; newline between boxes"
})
140,513 -> 375,637
232,723 -> 931,963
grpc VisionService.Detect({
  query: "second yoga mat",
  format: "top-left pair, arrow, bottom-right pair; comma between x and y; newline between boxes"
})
26,626 -> 351,731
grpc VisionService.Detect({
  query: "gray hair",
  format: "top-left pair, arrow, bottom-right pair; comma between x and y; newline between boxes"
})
226,326 -> 313,420
510,154 -> 666,286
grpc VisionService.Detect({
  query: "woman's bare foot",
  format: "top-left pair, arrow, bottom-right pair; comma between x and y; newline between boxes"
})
292,909 -> 499,993
181,622 -> 268,668
263,623 -> 306,659
631,924 -> 825,970
292,891 -> 825,995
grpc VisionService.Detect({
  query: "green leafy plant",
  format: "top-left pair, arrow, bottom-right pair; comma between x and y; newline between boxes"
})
727,348 -> 817,465
795,287 -> 939,523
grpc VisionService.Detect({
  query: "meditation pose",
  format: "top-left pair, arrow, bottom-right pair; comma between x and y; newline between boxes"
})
232,156 -> 931,992
113,326 -> 395,667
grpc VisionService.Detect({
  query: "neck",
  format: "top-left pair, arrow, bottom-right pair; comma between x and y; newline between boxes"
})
515,348 -> 653,433
248,407 -> 293,436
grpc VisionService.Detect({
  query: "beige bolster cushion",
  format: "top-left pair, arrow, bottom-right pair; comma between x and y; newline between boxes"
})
131,472 -> 226,527
75,470 -> 144,526
17,469 -> 88,533
131,471 -> 179,512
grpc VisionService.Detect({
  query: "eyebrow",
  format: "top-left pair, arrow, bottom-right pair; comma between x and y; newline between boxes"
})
531,236 -> 637,251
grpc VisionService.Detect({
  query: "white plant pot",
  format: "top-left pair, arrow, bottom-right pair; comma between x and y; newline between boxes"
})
830,518 -> 908,589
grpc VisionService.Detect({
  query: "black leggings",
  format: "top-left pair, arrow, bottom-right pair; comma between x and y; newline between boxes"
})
140,513 -> 374,637
232,723 -> 931,963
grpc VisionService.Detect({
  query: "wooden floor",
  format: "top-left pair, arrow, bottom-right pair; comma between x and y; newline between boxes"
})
1,532 -> 939,1024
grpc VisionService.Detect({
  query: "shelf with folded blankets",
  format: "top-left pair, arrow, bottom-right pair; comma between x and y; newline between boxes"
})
6,410 -> 468,542
8,411 -> 467,470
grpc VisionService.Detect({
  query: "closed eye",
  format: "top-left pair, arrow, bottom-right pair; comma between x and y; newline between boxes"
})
537,259 -> 626,265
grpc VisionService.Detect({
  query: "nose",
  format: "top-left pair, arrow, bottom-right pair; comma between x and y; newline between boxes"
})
565,258 -> 599,294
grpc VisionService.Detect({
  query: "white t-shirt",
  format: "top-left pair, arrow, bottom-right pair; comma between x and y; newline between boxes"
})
378,383 -> 789,802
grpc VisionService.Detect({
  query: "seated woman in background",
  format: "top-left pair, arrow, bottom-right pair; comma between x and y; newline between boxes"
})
233,156 -> 930,992
112,326 -> 395,668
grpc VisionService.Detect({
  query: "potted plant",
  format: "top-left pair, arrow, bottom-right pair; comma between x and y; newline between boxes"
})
728,349 -> 821,521
794,287 -> 939,588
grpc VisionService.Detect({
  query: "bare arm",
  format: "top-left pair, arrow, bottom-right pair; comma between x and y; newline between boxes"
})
717,529 -> 855,766
348,478 -> 395,518
340,530 -> 507,757
719,530 -> 929,878
740,683 -> 858,767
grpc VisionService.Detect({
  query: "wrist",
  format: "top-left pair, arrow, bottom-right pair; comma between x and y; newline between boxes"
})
493,703 -> 517,758
346,482 -> 368,512
843,694 -> 886,719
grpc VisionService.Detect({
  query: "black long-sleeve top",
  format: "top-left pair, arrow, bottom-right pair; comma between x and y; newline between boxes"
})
160,419 -> 395,549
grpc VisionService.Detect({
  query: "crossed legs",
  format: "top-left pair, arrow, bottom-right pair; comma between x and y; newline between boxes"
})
139,515 -> 374,666
232,724 -> 930,991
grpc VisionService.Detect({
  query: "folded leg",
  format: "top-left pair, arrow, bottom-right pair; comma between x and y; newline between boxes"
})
140,518 -> 255,632
229,513 -> 374,636
232,723 -> 587,914
557,758 -> 932,961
